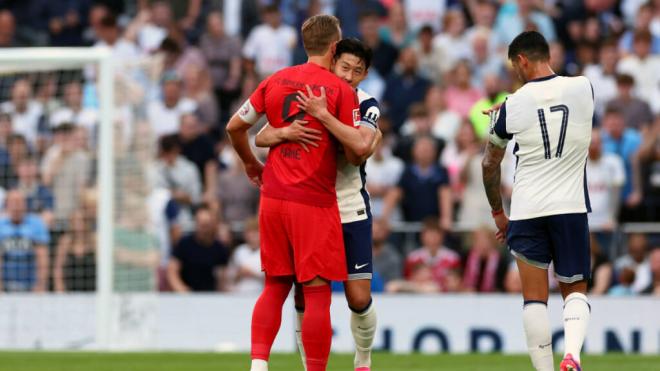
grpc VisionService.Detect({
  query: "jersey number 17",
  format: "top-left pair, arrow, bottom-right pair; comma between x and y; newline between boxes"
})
537,105 -> 569,160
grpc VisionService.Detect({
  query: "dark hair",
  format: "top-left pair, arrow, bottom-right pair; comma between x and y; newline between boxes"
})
99,13 -> 118,28
507,31 -> 550,61
159,134 -> 181,153
53,123 -> 76,134
633,30 -> 652,43
358,10 -> 381,22
159,37 -> 182,54
615,73 -> 635,86
262,4 -> 279,14
334,38 -> 373,69
301,15 -> 341,56
421,217 -> 443,233
418,24 -> 434,36
604,106 -> 623,117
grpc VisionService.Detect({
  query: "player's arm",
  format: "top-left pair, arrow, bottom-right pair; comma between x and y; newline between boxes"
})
482,105 -> 511,241
255,120 -> 323,152
297,85 -> 373,164
226,100 -> 265,187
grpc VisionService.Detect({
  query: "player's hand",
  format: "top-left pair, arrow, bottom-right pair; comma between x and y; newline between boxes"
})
482,102 -> 503,115
282,119 -> 322,152
493,212 -> 509,244
297,85 -> 329,119
244,160 -> 264,187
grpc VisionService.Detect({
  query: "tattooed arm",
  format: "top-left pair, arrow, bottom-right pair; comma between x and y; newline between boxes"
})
482,138 -> 509,242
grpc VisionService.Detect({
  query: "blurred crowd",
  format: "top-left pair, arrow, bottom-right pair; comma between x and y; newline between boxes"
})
0,0 -> 659,296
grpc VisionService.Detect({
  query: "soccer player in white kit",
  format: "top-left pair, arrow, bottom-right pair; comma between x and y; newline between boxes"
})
482,31 -> 593,371
255,38 -> 381,371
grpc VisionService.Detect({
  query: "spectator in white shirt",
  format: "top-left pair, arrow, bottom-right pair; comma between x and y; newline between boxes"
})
617,30 -> 660,108
230,217 -> 264,293
242,5 -> 297,79
93,13 -> 141,61
147,71 -> 197,138
1,79 -> 44,149
587,129 -> 626,252
614,233 -> 652,293
366,136 -> 404,220
583,39 -> 619,118
49,81 -> 98,133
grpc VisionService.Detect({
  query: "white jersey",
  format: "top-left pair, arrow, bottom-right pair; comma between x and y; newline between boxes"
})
490,74 -> 594,221
336,88 -> 380,223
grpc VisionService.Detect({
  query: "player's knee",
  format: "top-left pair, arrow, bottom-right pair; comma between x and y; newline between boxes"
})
347,294 -> 372,313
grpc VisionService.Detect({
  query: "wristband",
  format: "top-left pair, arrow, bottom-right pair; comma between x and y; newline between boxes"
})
491,209 -> 504,217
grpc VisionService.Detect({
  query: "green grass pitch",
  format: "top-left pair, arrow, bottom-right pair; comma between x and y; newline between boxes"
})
0,352 -> 659,371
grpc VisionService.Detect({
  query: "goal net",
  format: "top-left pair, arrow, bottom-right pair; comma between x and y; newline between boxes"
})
0,47 -> 162,349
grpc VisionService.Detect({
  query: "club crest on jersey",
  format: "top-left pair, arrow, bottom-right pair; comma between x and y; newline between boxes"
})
352,109 -> 360,127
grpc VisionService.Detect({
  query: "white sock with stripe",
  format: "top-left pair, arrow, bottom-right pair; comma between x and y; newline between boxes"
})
295,309 -> 307,371
563,292 -> 590,363
351,300 -> 377,369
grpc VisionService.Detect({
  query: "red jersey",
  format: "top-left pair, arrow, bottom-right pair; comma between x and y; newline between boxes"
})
248,62 -> 360,207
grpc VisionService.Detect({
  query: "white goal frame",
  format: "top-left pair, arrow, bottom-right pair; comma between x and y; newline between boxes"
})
0,47 -> 115,348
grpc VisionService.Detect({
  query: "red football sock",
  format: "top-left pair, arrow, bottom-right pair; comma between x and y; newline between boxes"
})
251,275 -> 293,361
302,284 -> 332,371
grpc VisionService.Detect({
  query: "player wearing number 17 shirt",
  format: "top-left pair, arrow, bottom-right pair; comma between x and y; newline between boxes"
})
226,15 -> 372,371
481,31 -> 593,371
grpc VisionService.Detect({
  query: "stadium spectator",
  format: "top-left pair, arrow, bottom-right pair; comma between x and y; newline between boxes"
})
503,260 -> 522,293
147,71 -> 197,138
432,8 -> 470,75
600,107 -> 642,205
138,0 -> 203,38
641,248 -> 660,295
199,11 -> 242,126
14,156 -> 54,227
614,233 -> 652,293
371,218 -> 401,285
442,121 -> 480,203
616,31 -> 660,107
382,48 -> 430,132
41,0 -> 88,46
93,13 -> 140,61
216,151 -> 260,224
586,129 -> 626,251
618,4 -> 660,56
365,136 -> 404,220
41,124 -> 92,232
49,80 -> 98,132
1,133 -> 24,190
154,134 -> 202,233
464,0 -> 498,47
383,136 -> 452,228
128,1 -> 174,54
242,5 -> 296,79
493,0 -> 557,47
632,117 -> 660,221
0,10 -> 17,47
182,65 -> 218,131
605,74 -> 654,130
1,79 -> 45,148
425,86 -> 461,145
335,0 -> 386,39
53,210 -> 96,292
385,261 -> 440,293
468,73 -> 508,139
583,40 -> 619,118
468,29 -> 504,88
379,1 -> 414,49
443,60 -> 484,119
403,218 -> 461,292
178,113 -> 217,203
167,205 -> 229,292
158,35 -> 208,80
608,267 -> 636,296
589,235 -> 613,296
411,25 -> 443,84
229,217 -> 263,293
394,103 -> 440,162
0,190 -> 49,292
358,10 -> 399,80
454,136 -> 493,230
462,227 -> 508,293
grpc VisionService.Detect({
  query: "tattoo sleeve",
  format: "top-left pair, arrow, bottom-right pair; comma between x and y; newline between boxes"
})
481,141 -> 507,211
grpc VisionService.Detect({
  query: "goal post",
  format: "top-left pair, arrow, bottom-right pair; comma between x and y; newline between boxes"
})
0,47 -> 115,349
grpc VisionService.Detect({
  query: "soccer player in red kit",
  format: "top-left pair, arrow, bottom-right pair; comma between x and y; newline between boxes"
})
225,15 -> 371,371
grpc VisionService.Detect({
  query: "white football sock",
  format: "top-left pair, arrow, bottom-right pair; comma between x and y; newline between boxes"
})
250,359 -> 268,371
295,309 -> 307,371
351,301 -> 377,369
523,302 -> 554,371
563,292 -> 590,363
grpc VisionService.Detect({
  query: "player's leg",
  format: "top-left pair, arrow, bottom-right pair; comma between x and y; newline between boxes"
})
293,283 -> 307,370
251,197 -> 296,371
550,213 -> 591,371
288,201 -> 348,371
508,218 -> 554,371
301,276 -> 333,371
342,219 -> 377,371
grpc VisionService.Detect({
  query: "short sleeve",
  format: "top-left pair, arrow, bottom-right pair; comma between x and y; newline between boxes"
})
336,83 -> 361,129
30,216 -> 49,245
360,98 -> 380,130
489,102 -> 512,147
437,166 -> 450,186
165,199 -> 180,224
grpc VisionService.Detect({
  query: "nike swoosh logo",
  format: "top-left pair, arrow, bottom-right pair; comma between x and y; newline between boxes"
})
355,263 -> 369,270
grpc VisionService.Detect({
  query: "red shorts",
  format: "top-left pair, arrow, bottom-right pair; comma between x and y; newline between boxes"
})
259,196 -> 347,283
